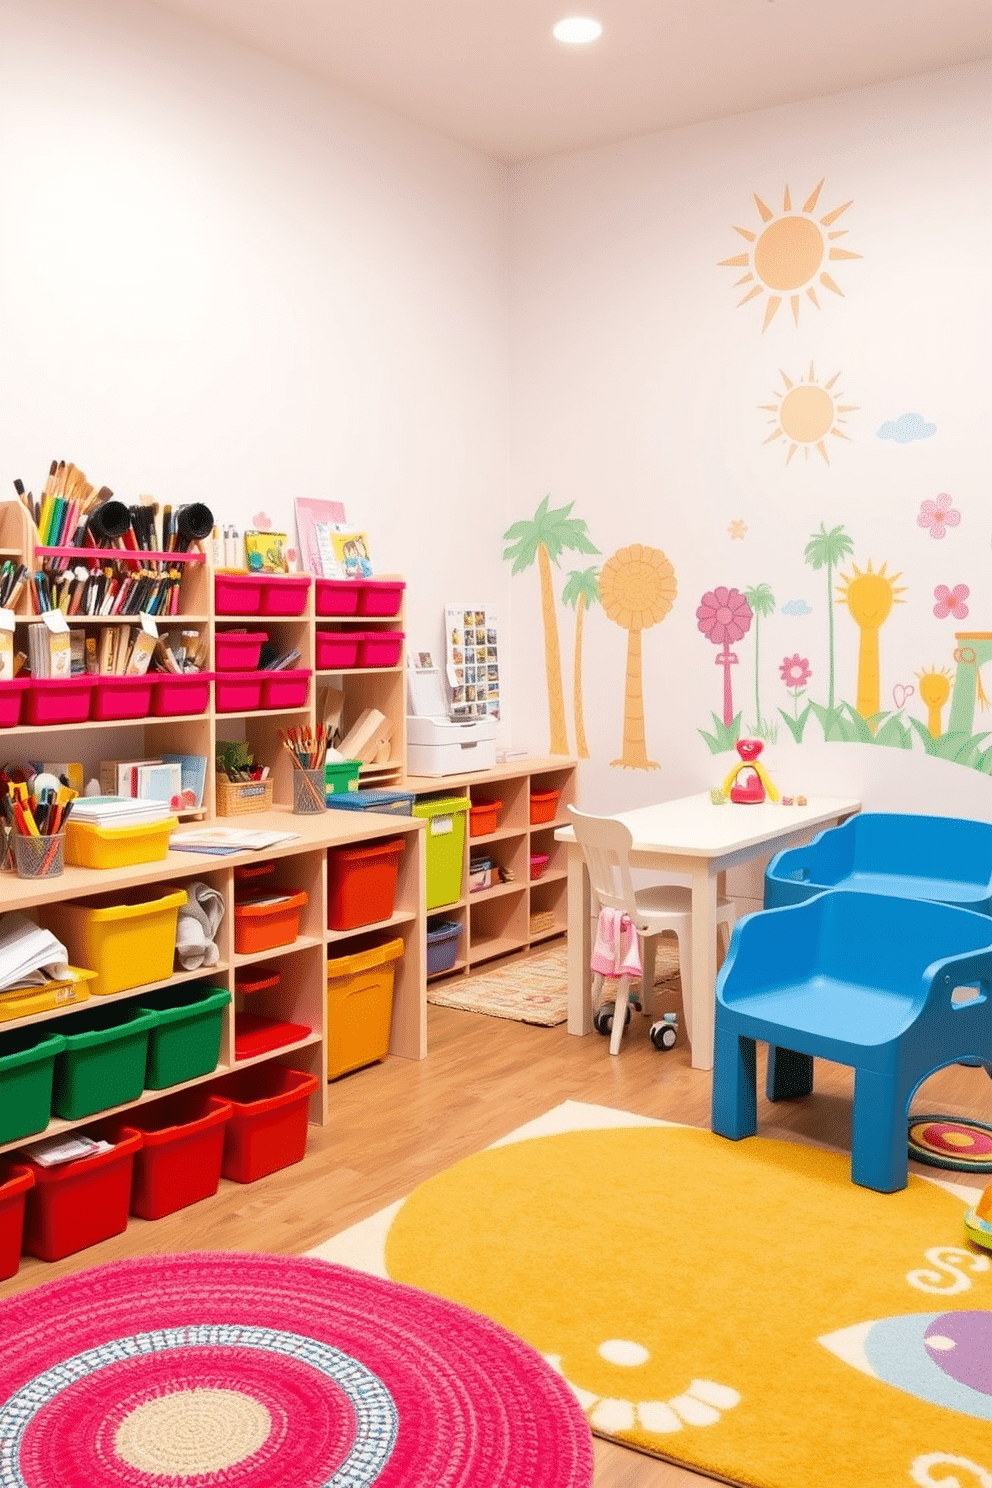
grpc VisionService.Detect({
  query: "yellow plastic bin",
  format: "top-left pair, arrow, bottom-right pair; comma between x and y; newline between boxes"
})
65,816 -> 178,870
411,797 -> 469,910
326,937 -> 403,1080
46,888 -> 188,997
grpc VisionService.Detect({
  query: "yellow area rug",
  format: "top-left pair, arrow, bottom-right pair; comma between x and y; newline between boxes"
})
310,1102 -> 991,1488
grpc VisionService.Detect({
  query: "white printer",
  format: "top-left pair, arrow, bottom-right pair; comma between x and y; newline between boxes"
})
407,666 -> 496,776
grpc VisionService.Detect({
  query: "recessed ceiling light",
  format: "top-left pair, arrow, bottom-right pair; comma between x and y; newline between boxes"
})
552,16 -> 603,45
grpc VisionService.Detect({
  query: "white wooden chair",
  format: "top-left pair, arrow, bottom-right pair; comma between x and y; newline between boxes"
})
568,806 -> 738,1056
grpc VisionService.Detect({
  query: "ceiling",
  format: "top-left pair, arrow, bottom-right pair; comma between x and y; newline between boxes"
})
145,0 -> 992,162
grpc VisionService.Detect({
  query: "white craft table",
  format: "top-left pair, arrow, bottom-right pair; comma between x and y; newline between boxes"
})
555,793 -> 861,1070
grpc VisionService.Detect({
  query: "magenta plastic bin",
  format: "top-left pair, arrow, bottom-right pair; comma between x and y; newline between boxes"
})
315,631 -> 361,670
215,671 -> 264,713
358,580 -> 405,617
260,669 -> 311,710
315,580 -> 361,617
0,679 -> 30,729
357,631 -> 404,668
23,678 -> 93,727
259,577 -> 310,616
151,671 -> 213,717
215,573 -> 265,615
214,630 -> 268,671
90,675 -> 155,721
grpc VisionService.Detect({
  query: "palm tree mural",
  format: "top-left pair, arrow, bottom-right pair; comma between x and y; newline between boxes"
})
803,522 -> 854,710
561,567 -> 600,759
599,544 -> 677,769
502,496 -> 599,755
743,582 -> 776,733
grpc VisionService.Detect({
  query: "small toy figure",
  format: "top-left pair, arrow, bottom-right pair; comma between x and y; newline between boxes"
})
720,738 -> 780,805
709,786 -> 728,805
964,1181 -> 992,1252
796,794 -> 807,807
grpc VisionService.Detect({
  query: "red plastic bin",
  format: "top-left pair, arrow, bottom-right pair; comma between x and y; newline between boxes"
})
90,675 -> 155,721
215,630 -> 268,671
211,1065 -> 319,1184
215,670 -> 264,712
234,1013 -> 311,1060
0,679 -> 30,729
469,799 -> 502,837
259,576 -> 310,616
315,579 -> 361,617
151,670 -> 212,716
235,969 -> 280,997
530,852 -> 551,880
327,836 -> 406,930
215,573 -> 265,615
20,1125 -> 142,1261
260,669 -> 311,710
530,789 -> 561,825
23,677 -> 93,727
358,580 -> 406,617
357,631 -> 404,668
119,1094 -> 232,1220
0,1161 -> 34,1281
315,630 -> 361,669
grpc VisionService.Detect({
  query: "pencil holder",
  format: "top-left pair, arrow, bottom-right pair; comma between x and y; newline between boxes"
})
292,768 -> 326,815
13,833 -> 66,879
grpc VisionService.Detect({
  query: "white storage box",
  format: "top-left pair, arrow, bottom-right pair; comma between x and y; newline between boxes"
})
406,716 -> 497,776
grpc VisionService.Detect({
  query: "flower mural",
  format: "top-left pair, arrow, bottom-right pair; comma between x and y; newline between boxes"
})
917,494 -> 960,539
933,583 -> 969,620
779,654 -> 812,717
697,587 -> 752,727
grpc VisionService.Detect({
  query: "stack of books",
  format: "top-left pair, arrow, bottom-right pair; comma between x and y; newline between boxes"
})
70,796 -> 173,830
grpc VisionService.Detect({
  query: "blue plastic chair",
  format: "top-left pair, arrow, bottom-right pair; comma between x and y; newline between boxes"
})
764,813 -> 992,914
710,890 -> 992,1191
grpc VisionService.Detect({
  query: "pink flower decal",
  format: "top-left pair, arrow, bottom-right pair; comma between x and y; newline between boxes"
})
933,583 -> 969,620
917,493 -> 960,539
252,511 -> 273,531
779,654 -> 812,689
696,586 -> 752,646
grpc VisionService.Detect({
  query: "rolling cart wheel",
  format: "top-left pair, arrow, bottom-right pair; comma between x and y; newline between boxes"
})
594,1003 -> 616,1036
650,1020 -> 678,1051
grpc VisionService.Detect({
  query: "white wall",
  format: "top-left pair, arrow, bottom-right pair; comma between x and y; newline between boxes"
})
0,0 -> 511,672
507,61 -> 992,844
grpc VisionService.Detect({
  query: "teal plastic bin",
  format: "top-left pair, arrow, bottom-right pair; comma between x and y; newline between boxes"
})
53,1004 -> 161,1120
139,982 -> 232,1089
0,1028 -> 67,1145
412,796 -> 469,909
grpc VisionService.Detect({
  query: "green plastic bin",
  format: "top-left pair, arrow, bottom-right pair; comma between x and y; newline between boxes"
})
412,796 -> 469,910
325,759 -> 362,795
139,982 -> 232,1089
0,1028 -> 67,1145
52,1004 -> 161,1121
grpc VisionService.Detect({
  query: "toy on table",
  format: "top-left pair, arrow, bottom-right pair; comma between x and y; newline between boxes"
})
964,1181 -> 992,1251
720,738 -> 780,805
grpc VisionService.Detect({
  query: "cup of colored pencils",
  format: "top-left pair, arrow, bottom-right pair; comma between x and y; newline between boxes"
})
279,726 -> 328,814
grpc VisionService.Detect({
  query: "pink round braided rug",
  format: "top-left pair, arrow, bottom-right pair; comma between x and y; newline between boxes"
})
0,1251 -> 594,1487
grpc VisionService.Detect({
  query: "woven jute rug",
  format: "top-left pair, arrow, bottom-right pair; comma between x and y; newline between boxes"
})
427,939 -> 682,1026
312,1101 -> 987,1488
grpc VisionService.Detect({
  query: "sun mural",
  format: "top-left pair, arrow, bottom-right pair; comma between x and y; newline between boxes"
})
720,180 -> 861,331
761,364 -> 857,465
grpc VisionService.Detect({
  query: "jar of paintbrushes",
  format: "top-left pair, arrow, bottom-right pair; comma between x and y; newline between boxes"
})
280,726 -> 328,815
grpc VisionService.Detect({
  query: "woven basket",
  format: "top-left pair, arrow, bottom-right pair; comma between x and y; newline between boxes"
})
215,775 -> 274,816
529,909 -> 555,935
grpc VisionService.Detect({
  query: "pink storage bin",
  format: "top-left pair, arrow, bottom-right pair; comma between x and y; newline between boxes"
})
23,678 -> 93,727
90,675 -> 155,722
214,630 -> 268,671
215,671 -> 264,712
260,669 -> 311,710
215,573 -> 264,615
151,671 -> 212,717
315,580 -> 361,617
259,576 -> 310,616
315,630 -> 361,669
356,631 -> 404,668
358,580 -> 405,617
530,852 -> 551,880
0,679 -> 30,729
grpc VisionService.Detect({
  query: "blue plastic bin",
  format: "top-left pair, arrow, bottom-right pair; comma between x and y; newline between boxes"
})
426,919 -> 463,976
325,789 -> 415,816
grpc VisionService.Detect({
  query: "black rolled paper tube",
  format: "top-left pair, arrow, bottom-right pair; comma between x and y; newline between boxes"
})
88,500 -> 131,542
175,503 -> 214,549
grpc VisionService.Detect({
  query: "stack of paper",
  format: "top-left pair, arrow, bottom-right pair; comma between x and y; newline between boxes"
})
0,913 -> 69,991
70,796 -> 172,830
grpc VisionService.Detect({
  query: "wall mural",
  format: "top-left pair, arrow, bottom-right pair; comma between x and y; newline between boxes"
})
760,364 -> 856,465
599,545 -> 677,770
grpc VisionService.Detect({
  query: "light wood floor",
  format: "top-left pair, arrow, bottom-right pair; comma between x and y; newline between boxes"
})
3,947 -> 990,1487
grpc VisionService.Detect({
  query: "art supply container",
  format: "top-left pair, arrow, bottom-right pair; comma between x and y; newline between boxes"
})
65,816 -> 177,870
214,671 -> 264,712
325,938 -> 403,1079
327,837 -> 406,930
292,767 -> 326,814
0,1161 -> 34,1280
211,1065 -> 319,1184
214,630 -> 268,671
0,678 -> 30,729
324,789 -> 414,815
46,887 -> 188,997
260,669 -> 311,709
151,670 -> 213,717
20,1125 -> 142,1261
12,832 -> 65,879
122,1093 -> 233,1220
22,677 -> 93,727
0,1027 -> 67,1145
324,759 -> 363,796
90,675 -> 155,721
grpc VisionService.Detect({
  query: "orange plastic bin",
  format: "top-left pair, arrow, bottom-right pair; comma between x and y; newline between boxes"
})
234,891 -> 308,954
530,789 -> 561,825
327,837 -> 405,931
469,799 -> 502,837
210,1065 -> 319,1184
120,1093 -> 232,1220
0,1160 -> 34,1280
20,1125 -> 142,1261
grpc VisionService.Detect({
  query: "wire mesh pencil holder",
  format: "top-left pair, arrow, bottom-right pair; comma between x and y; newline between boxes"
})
13,832 -> 66,879
292,767 -> 327,815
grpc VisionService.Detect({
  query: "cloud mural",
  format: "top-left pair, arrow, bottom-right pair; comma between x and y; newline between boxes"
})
782,598 -> 812,617
877,413 -> 936,443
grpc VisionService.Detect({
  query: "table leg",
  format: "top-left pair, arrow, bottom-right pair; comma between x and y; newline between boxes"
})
689,864 -> 719,1070
567,843 -> 592,1035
